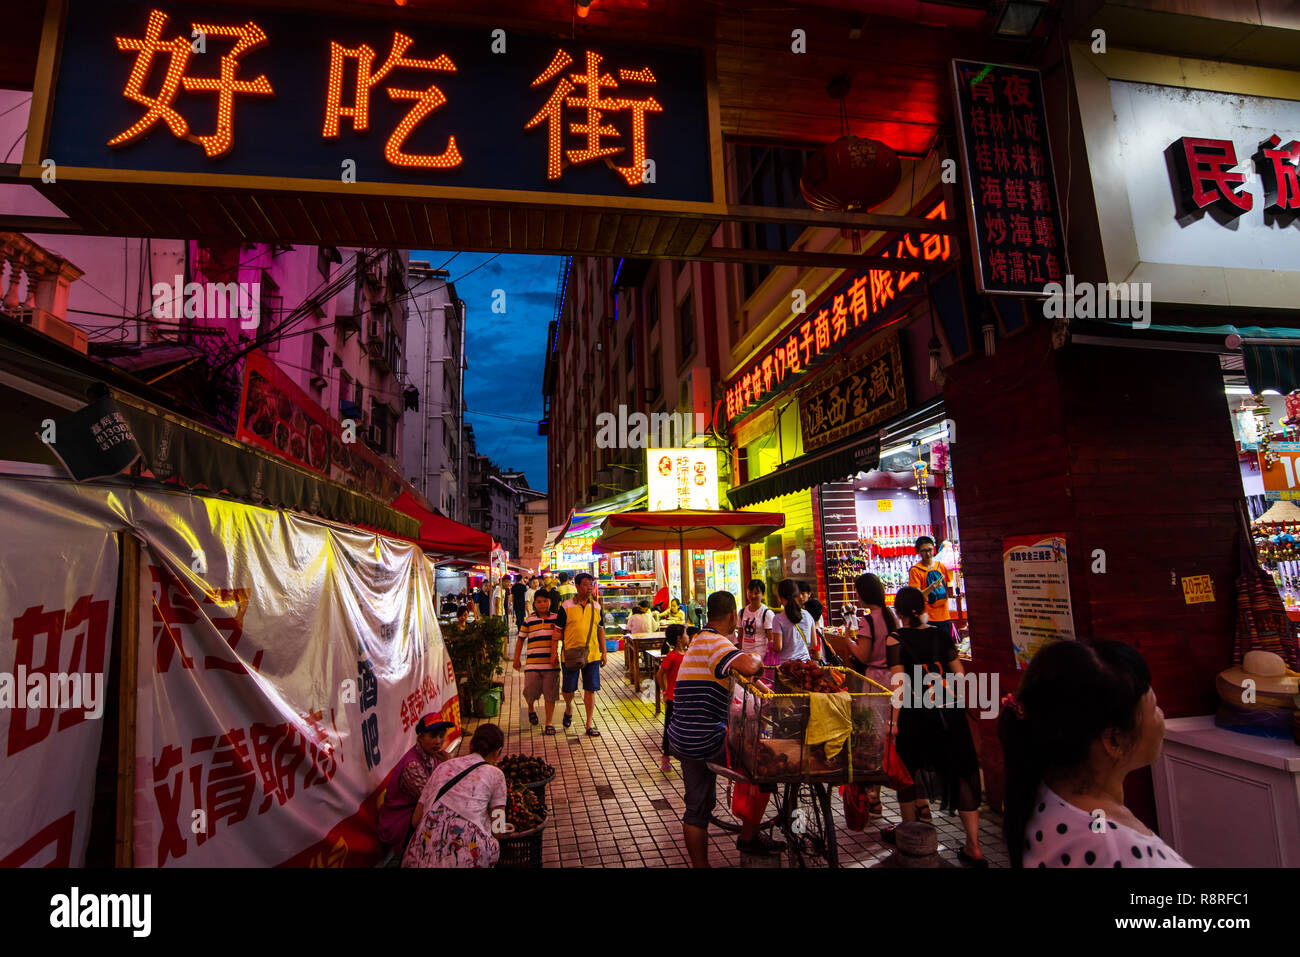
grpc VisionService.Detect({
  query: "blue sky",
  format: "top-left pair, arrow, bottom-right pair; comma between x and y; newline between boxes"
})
411,251 -> 562,492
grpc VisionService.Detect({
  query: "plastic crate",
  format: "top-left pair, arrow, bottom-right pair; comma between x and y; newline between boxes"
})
726,666 -> 893,783
497,823 -> 546,868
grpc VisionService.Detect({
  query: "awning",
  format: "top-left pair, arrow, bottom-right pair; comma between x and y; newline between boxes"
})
113,391 -> 419,537
727,434 -> 881,508
594,509 -> 786,553
557,485 -> 648,542
1244,343 -> 1300,396
390,490 -> 495,559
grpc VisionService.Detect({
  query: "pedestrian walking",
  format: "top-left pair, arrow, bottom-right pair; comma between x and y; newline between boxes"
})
511,575 -> 528,632
555,572 -> 606,736
884,586 -> 986,867
513,590 -> 562,734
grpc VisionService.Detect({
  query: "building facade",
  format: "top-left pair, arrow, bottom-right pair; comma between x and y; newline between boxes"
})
401,261 -> 467,520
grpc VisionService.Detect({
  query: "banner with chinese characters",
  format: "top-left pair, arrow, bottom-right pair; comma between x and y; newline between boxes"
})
951,61 -> 1068,295
129,488 -> 457,868
799,334 -> 906,452
723,198 -> 951,427
1003,533 -> 1075,669
236,351 -> 406,503
0,478 -> 119,867
37,0 -> 718,207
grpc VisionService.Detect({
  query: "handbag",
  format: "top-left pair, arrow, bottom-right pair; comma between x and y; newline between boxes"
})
563,602 -> 598,670
403,761 -> 497,869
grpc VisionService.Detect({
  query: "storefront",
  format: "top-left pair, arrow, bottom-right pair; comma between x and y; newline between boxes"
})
722,171 -> 979,637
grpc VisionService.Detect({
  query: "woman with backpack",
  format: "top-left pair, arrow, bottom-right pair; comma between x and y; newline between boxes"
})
403,724 -> 508,868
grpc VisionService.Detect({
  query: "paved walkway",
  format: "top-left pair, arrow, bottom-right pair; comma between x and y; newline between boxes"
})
460,631 -> 1009,868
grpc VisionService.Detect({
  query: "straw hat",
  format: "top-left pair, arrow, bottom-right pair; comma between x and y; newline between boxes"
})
1216,651 -> 1300,710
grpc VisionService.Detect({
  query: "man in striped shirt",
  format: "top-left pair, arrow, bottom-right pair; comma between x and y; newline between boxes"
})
667,590 -> 783,865
512,591 -> 561,733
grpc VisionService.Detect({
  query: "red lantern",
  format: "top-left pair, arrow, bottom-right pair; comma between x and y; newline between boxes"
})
800,135 -> 902,212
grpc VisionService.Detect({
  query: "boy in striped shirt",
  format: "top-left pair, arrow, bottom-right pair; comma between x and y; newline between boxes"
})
512,591 -> 561,733
667,590 -> 783,865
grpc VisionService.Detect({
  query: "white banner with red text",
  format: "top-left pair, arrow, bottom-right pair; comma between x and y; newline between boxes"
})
131,490 -> 459,867
0,479 -> 121,867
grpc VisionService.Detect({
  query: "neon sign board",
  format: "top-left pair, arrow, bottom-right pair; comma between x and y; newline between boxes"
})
36,0 -> 717,206
723,200 -> 952,427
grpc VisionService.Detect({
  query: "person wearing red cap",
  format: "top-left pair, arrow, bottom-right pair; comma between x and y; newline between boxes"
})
377,715 -> 455,857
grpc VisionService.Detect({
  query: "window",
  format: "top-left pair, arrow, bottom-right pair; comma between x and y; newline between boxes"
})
677,292 -> 694,367
317,246 -> 338,280
649,347 -> 661,399
310,333 -> 326,376
258,273 -> 282,352
647,286 -> 659,330
732,144 -> 814,302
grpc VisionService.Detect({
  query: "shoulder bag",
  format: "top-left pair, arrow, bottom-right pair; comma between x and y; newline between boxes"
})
563,603 -> 598,670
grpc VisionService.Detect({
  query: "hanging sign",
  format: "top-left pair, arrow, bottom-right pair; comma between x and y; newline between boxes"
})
723,199 -> 951,427
951,60 -> 1069,295
1260,442 -> 1300,501
33,0 -> 718,208
798,334 -> 906,452
1181,575 -> 1215,604
648,447 -> 718,510
1003,533 -> 1075,668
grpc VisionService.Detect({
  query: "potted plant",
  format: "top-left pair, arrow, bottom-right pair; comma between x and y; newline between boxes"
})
443,617 -> 507,717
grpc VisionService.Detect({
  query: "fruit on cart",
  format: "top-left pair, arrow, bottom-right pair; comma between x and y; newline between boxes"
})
776,660 -> 848,694
505,785 -> 546,830
500,754 -> 553,785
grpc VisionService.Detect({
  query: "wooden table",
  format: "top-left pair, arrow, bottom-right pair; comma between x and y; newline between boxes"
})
623,632 -> 665,692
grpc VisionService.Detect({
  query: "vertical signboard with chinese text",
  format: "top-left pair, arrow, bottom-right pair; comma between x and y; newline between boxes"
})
951,61 -> 1068,295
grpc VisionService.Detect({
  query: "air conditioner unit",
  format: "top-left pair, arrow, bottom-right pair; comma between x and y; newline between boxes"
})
12,308 -> 88,354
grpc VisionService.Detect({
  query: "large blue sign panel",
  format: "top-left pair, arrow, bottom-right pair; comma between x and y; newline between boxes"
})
40,0 -> 717,205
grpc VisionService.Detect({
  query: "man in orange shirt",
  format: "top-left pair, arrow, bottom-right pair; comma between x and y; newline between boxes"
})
908,536 -> 952,629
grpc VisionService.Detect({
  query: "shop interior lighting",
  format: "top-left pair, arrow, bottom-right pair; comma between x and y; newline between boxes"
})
993,0 -> 1048,39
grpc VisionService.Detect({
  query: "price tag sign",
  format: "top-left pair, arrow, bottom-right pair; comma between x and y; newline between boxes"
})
1260,442 -> 1300,501
1182,575 -> 1215,604
877,499 -> 893,512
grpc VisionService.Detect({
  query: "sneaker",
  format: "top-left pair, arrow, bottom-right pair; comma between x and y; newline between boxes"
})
660,754 -> 672,772
737,833 -> 786,857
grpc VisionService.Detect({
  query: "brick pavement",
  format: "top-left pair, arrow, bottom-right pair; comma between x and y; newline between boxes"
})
460,630 -> 1009,868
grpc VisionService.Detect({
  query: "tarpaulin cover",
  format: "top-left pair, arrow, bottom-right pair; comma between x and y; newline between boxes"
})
0,475 -> 457,868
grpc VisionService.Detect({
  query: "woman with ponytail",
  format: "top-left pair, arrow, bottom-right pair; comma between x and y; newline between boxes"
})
886,586 -> 986,866
766,579 -> 813,674
999,638 -> 1189,868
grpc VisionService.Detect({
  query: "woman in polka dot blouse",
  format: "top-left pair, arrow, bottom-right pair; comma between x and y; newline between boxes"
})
998,638 -> 1190,869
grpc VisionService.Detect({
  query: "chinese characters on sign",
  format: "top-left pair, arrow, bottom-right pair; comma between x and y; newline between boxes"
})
724,201 -> 950,426
47,0 -> 712,203
1002,533 -> 1075,669
1260,441 -> 1300,501
647,448 -> 718,510
951,61 -> 1068,295
798,334 -> 906,452
1170,134 -> 1300,218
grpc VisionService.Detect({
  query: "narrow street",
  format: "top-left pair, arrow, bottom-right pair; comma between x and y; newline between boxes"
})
457,629 -> 1011,868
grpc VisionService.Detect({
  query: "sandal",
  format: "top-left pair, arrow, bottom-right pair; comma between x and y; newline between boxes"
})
958,849 -> 989,869
916,805 -> 933,823
543,725 -> 557,735
528,711 -> 539,726
562,712 -> 573,728
586,727 -> 601,737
